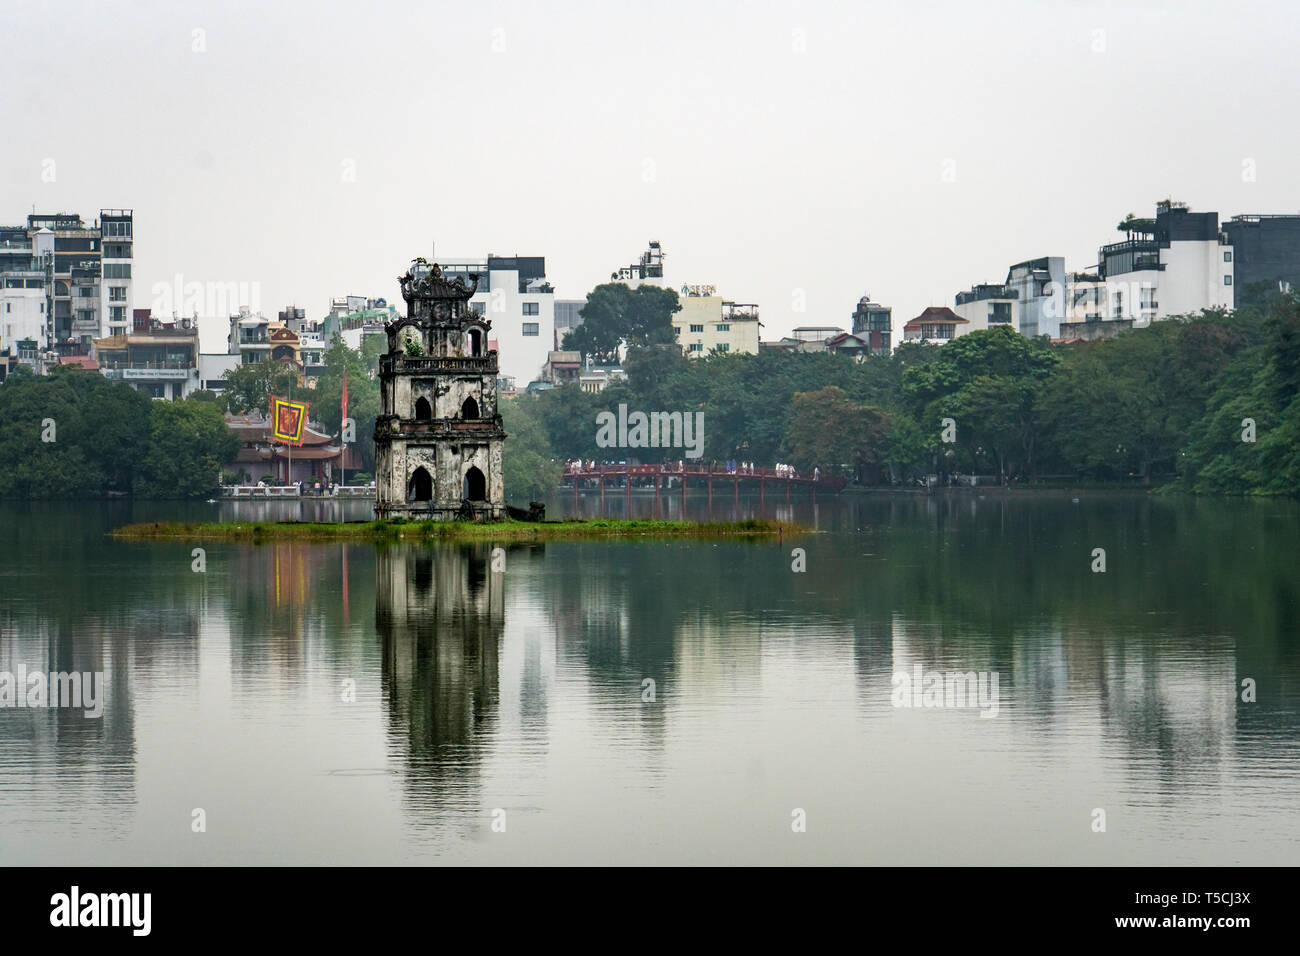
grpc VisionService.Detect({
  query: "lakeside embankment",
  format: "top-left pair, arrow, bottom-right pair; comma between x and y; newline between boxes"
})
110,517 -> 805,542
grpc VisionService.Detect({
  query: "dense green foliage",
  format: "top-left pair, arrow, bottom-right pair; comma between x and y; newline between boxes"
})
0,370 -> 237,498
533,295 -> 1300,494
310,341 -> 380,474
501,395 -> 563,503
135,399 -> 241,498
221,358 -> 305,415
561,283 -> 681,362
5,296 -> 1297,500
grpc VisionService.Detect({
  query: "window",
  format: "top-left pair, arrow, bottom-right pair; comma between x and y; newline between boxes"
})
110,306 -> 126,322
1224,251 -> 1232,262
3,303 -> 8,313
78,286 -> 96,297
104,264 -> 131,279
688,343 -> 703,352
470,302 -> 486,316
522,322 -> 539,336
522,302 -> 539,316
716,324 -> 730,332
689,324 -> 704,333
1224,275 -> 1233,286
109,286 -> 126,302
717,343 -> 730,352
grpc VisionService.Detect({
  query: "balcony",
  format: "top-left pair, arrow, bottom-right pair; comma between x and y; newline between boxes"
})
1100,240 -> 1166,276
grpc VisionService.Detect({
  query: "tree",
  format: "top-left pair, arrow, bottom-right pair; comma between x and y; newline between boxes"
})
501,395 -> 563,502
562,284 -> 681,362
0,370 -> 150,497
904,327 -> 1060,476
222,359 -> 302,415
135,399 -> 241,498
941,375 -> 1038,479
1179,295 -> 1300,493
785,386 -> 890,482
311,341 -> 381,473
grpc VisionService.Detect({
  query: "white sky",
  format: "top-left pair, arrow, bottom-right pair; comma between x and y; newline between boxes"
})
3,0 -> 1297,352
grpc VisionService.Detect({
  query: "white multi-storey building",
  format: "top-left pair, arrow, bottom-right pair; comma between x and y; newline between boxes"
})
0,227 -> 49,356
1099,201 -> 1233,325
99,210 -> 134,339
953,283 -> 1019,336
1005,256 -> 1066,339
439,256 -> 555,387
0,210 -> 133,359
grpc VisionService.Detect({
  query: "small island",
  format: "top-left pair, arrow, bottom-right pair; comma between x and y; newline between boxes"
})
110,517 -> 805,542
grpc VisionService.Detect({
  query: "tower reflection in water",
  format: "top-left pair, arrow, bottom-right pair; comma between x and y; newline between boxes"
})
376,543 -> 503,827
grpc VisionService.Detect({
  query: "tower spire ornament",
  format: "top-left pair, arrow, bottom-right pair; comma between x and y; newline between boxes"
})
374,258 -> 506,521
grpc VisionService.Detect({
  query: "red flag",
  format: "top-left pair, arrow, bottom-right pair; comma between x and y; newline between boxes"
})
341,369 -> 349,426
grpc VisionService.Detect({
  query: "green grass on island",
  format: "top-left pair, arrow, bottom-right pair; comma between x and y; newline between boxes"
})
110,517 -> 806,542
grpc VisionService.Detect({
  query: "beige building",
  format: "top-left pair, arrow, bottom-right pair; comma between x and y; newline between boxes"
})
672,286 -> 761,357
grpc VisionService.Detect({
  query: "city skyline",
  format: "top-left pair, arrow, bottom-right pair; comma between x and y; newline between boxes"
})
4,0 -> 1298,353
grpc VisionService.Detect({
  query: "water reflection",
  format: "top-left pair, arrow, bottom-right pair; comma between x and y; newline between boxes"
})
0,496 -> 1297,864
377,545 -> 502,825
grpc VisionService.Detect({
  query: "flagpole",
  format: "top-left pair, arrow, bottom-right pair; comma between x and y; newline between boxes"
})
341,368 -> 347,490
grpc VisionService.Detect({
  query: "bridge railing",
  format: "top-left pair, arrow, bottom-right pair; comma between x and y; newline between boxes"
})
561,463 -> 843,487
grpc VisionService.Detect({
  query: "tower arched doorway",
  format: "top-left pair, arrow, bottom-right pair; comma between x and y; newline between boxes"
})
409,466 -> 433,502
463,466 -> 486,501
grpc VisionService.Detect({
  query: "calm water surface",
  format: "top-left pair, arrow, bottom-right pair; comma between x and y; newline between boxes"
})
1,492 -> 1298,865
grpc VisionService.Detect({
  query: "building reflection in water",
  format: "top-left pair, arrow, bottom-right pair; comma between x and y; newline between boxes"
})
376,543 -> 503,825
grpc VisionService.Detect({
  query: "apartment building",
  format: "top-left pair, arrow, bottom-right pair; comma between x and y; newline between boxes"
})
1221,214 -> 1300,306
850,296 -> 893,354
612,240 -> 665,288
1005,256 -> 1066,339
673,287 -> 761,357
953,284 -> 1019,336
438,255 -> 555,386
0,209 -> 133,358
93,310 -> 200,399
1099,200 -> 1233,325
902,307 -> 969,344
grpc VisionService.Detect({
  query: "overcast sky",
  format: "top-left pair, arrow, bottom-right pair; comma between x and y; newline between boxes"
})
3,0 -> 1297,352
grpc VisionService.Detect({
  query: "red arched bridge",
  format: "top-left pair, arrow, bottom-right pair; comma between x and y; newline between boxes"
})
561,462 -> 846,507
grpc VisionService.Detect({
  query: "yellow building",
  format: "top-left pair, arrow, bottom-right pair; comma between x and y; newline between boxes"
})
672,286 -> 761,357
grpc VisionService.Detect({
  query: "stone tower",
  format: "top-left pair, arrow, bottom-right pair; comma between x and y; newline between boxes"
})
375,259 -> 506,521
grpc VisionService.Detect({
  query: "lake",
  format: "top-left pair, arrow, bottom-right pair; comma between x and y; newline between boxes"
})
1,491 -> 1298,865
